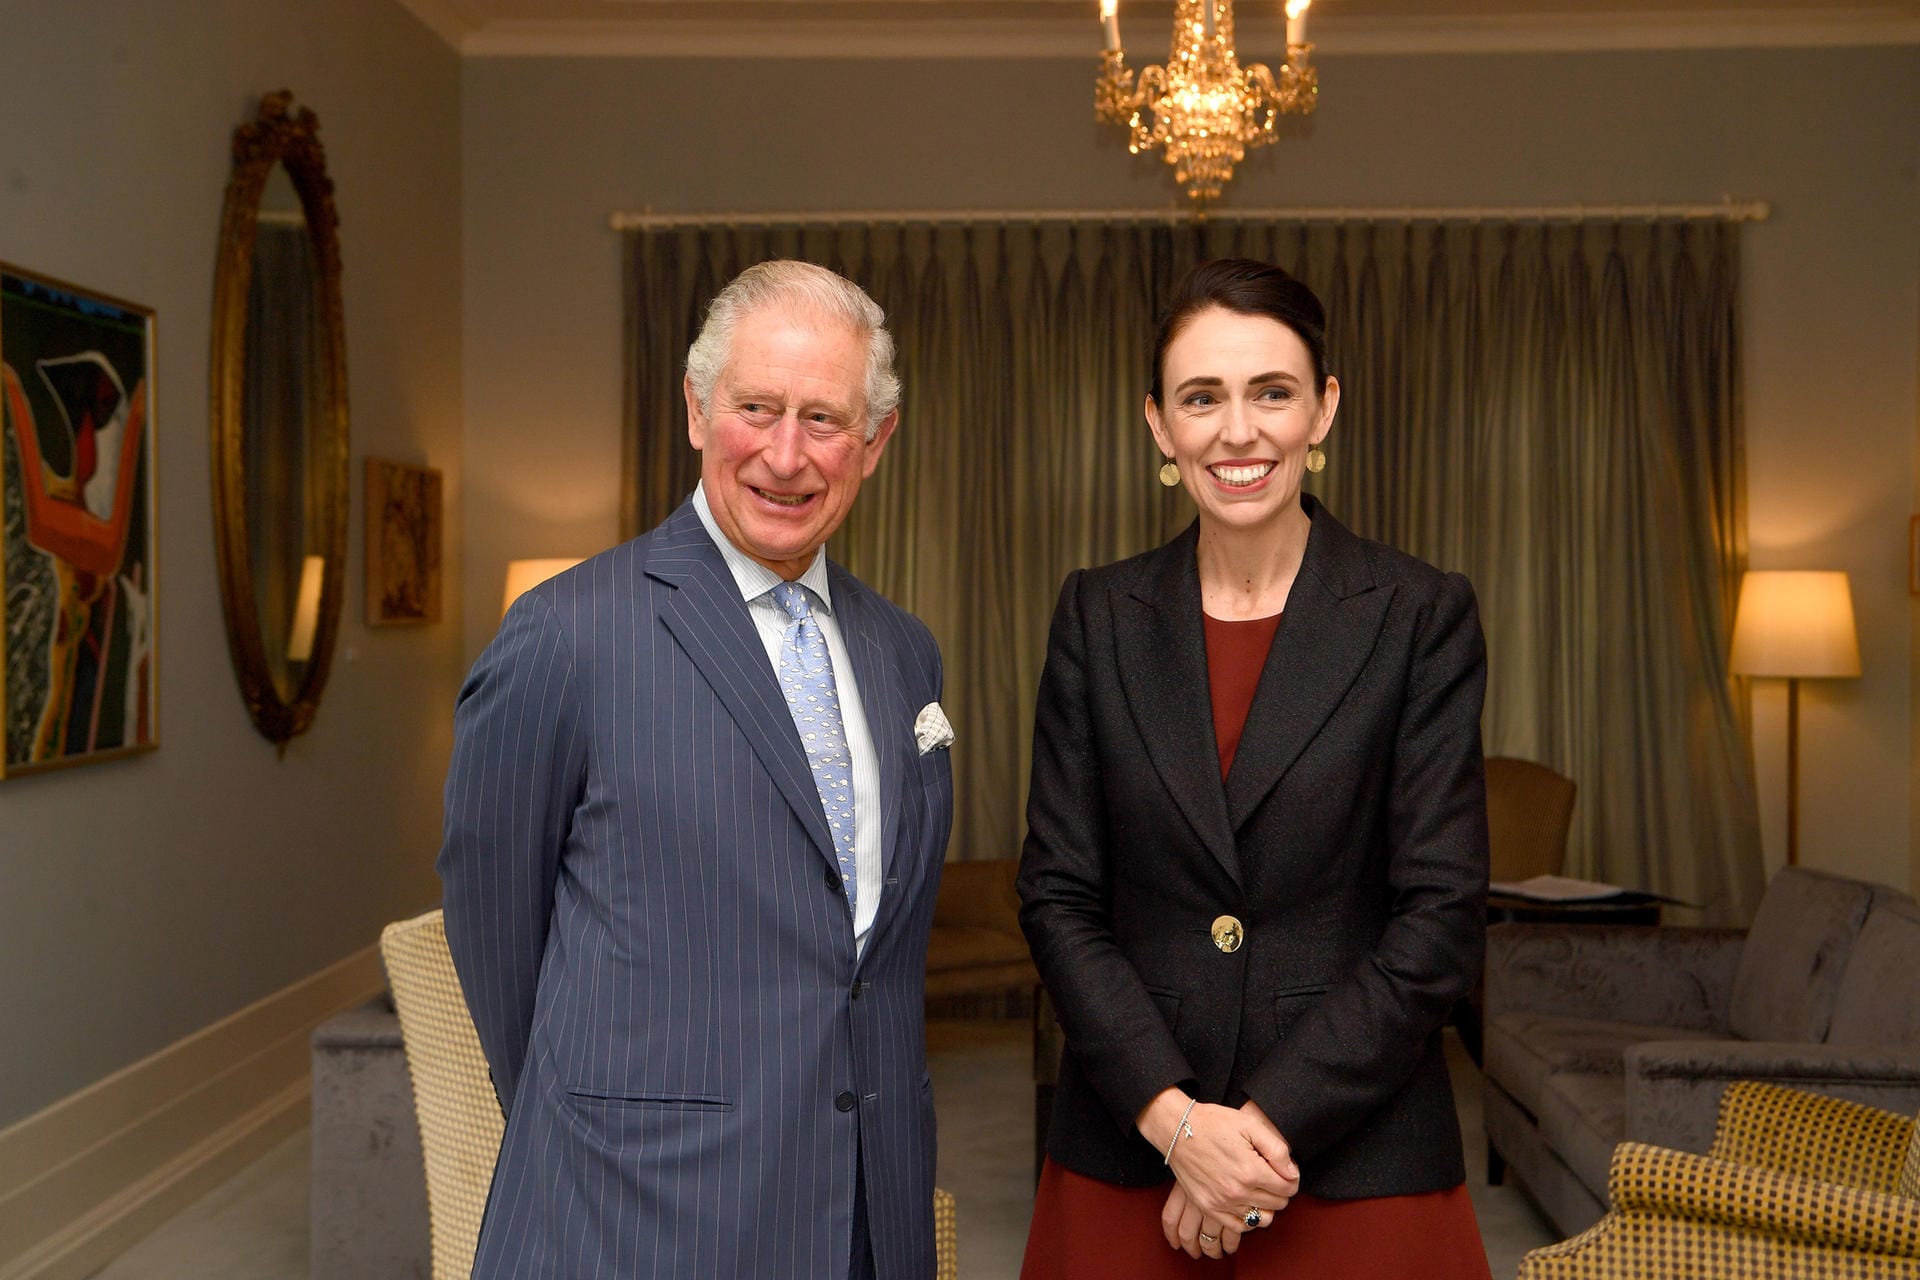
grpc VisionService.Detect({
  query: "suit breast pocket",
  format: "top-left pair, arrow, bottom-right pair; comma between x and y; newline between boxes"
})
915,750 -> 953,826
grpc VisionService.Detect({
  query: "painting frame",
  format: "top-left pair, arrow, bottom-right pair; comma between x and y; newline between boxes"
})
1911,514 -> 1920,597
364,457 -> 442,627
1,263 -> 159,778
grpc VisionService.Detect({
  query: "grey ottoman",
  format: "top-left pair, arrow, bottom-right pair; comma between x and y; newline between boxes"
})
310,996 -> 431,1279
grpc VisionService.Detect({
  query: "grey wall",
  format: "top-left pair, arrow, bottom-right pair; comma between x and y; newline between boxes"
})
462,45 -> 1920,893
0,0 -> 464,1127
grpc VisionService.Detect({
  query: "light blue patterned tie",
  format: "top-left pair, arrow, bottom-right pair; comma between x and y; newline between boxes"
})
770,582 -> 857,910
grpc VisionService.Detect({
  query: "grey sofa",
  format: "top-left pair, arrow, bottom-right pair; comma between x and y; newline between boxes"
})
1482,865 -> 1920,1236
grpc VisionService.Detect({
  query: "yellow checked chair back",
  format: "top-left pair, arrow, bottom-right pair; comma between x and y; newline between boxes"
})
380,909 -> 507,1280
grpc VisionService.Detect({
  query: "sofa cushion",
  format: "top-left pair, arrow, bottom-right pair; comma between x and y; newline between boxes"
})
1484,1013 -> 1722,1118
1828,897 -> 1920,1049
1729,867 -> 1873,1043
1534,1070 -> 1627,1201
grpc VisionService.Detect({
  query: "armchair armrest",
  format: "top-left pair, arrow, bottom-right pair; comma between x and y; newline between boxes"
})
1711,1080 -> 1914,1191
1486,923 -> 1743,1028
1625,1040 -> 1920,1156
1605,1141 -> 1920,1258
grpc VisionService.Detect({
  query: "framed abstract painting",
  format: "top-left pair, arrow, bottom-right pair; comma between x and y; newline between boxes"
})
1,265 -> 158,776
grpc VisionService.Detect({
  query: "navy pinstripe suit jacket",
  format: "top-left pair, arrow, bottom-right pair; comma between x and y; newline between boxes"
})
440,499 -> 953,1279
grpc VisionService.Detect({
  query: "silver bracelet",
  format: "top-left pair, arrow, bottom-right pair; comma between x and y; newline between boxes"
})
1163,1096 -> 1198,1165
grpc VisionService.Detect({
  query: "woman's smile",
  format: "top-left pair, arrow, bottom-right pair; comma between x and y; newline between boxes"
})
1208,461 -> 1276,489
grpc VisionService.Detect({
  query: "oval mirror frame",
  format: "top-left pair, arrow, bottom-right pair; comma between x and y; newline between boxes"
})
210,92 -> 349,749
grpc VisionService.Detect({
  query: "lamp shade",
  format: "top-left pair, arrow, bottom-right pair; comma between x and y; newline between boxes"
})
502,558 -> 583,617
1729,570 -> 1861,678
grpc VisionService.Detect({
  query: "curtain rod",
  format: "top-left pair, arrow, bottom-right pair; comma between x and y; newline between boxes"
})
610,199 -> 1769,231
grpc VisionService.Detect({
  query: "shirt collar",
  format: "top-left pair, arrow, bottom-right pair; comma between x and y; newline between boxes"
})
692,482 -> 834,613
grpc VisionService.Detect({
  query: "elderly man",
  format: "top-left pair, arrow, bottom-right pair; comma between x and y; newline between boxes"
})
441,260 -> 954,1279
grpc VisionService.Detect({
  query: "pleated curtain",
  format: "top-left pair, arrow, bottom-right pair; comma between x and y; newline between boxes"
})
623,217 -> 1762,922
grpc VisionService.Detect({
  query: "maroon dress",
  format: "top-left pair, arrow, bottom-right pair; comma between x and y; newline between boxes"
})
1019,612 -> 1493,1280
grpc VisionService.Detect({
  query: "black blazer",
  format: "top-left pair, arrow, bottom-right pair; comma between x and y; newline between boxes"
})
1017,495 -> 1489,1197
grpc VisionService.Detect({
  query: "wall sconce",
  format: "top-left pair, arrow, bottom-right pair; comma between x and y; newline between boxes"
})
502,558 -> 583,618
1729,570 -> 1861,866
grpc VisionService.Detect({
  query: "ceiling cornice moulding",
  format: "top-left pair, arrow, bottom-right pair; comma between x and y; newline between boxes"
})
392,2 -> 1920,57
395,0 -> 480,49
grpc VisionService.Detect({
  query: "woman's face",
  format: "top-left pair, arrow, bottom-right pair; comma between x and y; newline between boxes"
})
1147,305 -> 1338,537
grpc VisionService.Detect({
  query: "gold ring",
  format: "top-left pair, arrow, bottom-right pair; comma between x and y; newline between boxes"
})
1198,1232 -> 1218,1245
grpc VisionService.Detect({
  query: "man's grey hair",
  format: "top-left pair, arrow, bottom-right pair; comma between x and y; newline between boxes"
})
685,260 -> 901,440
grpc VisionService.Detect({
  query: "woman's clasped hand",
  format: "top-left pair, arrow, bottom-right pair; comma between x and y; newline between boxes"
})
1140,1090 -> 1300,1259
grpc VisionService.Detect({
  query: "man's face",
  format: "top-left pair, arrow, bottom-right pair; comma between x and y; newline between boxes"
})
687,307 -> 897,580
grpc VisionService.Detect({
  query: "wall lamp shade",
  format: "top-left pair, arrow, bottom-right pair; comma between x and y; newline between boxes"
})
502,558 -> 583,618
1729,571 -> 1861,678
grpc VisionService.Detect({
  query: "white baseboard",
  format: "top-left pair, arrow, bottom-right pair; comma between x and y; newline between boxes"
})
0,946 -> 385,1280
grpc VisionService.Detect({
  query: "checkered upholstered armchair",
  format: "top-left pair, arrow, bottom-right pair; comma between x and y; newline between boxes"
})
1519,1080 -> 1920,1278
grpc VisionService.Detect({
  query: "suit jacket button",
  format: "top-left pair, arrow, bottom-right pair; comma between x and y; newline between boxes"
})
835,1090 -> 857,1112
825,867 -> 840,892
1211,915 -> 1245,954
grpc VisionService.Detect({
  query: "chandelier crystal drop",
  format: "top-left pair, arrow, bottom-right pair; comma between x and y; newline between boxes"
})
1095,0 -> 1318,205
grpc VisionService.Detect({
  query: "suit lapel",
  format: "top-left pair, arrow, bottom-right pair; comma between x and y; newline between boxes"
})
647,504 -> 837,863
1225,498 -> 1394,831
831,568 -> 910,888
1115,523 -> 1241,884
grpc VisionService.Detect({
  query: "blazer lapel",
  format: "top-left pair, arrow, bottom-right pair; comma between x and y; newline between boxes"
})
1225,497 -> 1395,831
1115,523 -> 1241,884
646,503 -> 837,863
830,568 -> 910,888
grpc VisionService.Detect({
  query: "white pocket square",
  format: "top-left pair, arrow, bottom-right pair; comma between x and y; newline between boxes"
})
914,702 -> 954,754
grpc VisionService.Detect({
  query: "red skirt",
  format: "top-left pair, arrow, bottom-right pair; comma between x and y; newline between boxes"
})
1020,1157 -> 1494,1280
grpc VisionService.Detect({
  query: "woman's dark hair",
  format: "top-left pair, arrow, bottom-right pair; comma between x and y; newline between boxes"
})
1149,258 -> 1331,405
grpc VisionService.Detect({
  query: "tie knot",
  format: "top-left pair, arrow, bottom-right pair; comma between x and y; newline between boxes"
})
770,581 -> 815,622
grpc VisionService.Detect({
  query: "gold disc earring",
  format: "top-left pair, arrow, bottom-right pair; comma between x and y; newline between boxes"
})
1305,444 -> 1327,474
1158,459 -> 1181,487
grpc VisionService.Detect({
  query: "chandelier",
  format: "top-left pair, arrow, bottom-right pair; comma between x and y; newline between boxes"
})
1095,0 -> 1318,205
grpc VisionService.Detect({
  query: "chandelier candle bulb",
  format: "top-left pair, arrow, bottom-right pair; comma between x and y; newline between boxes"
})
1287,0 -> 1309,48
1100,0 -> 1120,52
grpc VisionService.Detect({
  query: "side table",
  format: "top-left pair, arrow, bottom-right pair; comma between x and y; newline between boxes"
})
1486,891 -> 1664,928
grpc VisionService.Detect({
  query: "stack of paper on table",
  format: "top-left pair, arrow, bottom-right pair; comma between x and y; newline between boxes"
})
1487,874 -> 1629,902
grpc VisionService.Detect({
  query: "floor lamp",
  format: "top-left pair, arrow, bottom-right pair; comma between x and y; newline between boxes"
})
1729,570 -> 1861,866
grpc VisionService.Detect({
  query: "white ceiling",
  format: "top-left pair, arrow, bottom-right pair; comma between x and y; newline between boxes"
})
394,0 -> 1920,57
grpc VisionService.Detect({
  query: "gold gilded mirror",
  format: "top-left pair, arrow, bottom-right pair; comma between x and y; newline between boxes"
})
210,92 -> 348,750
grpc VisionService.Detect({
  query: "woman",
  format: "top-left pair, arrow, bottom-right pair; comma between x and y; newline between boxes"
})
1017,258 -> 1492,1278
